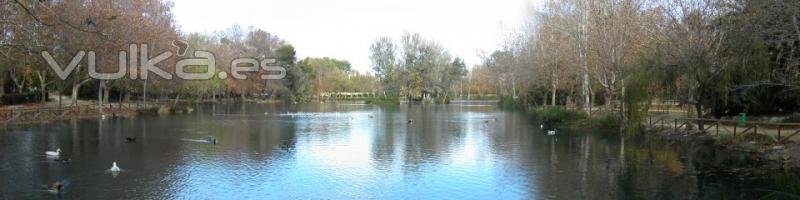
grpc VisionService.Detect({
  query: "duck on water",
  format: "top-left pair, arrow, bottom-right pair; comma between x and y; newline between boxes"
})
110,162 -> 121,172
180,136 -> 218,144
46,148 -> 61,157
205,136 -> 218,144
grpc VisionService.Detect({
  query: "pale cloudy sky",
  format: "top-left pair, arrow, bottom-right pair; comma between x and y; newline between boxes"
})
171,0 -> 539,73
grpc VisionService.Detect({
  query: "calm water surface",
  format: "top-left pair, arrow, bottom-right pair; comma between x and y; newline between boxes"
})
0,103 -> 795,199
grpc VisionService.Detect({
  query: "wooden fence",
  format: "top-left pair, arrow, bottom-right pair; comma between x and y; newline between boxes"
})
646,116 -> 800,144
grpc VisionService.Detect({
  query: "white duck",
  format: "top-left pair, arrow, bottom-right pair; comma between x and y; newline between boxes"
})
110,162 -> 121,172
547,129 -> 557,136
46,148 -> 61,157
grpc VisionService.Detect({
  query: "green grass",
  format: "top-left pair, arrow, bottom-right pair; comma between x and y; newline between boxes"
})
522,105 -> 621,131
365,96 -> 400,105
496,97 -> 621,131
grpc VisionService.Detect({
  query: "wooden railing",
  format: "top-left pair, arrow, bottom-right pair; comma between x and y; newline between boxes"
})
646,116 -> 800,144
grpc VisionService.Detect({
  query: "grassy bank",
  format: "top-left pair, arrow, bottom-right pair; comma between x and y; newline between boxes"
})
365,96 -> 400,105
505,104 -> 620,131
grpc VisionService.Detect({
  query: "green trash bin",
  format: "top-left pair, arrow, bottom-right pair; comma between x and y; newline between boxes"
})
738,113 -> 747,127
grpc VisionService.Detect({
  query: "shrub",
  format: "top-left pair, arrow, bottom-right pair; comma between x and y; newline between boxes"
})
498,96 -> 524,109
586,114 -> 620,130
288,94 -> 309,104
531,106 -> 587,123
434,96 -> 450,104
366,96 -> 400,105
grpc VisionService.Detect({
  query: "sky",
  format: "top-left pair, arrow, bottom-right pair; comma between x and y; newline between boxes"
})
171,0 -> 539,73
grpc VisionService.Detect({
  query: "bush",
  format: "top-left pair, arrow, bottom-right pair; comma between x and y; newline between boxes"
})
530,106 -> 587,123
498,96 -> 524,109
585,114 -> 620,130
1,92 -> 44,105
366,96 -> 400,105
288,94 -> 309,104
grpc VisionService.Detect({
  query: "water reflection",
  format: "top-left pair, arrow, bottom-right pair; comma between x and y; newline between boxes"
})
0,103 -> 795,199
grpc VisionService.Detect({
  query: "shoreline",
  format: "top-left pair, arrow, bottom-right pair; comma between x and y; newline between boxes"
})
521,106 -> 800,174
650,128 -> 800,170
0,103 -> 167,127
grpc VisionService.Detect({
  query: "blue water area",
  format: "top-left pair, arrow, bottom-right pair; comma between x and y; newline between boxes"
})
0,103 -> 795,199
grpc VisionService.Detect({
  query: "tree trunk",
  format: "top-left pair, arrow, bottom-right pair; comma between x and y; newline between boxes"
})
98,80 -> 106,113
10,70 -> 24,94
173,93 -> 180,106
37,71 -> 47,103
620,80 -> 627,132
0,76 -> 5,105
579,0 -> 591,116
511,80 -> 517,99
124,91 -> 131,102
103,83 -> 111,104
551,66 -> 558,106
71,85 -> 80,106
142,79 -> 148,105
71,78 -> 91,106
567,95 -> 573,108
581,60 -> 590,114
695,103 -> 704,131
792,12 -> 800,44
604,88 -> 614,111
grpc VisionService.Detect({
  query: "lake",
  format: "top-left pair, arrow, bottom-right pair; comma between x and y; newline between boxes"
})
0,103 -> 796,199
